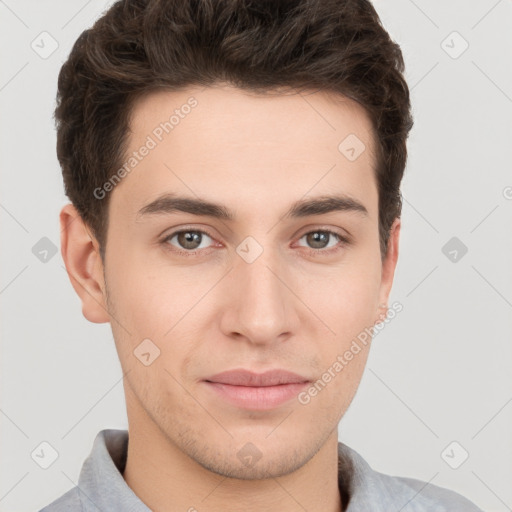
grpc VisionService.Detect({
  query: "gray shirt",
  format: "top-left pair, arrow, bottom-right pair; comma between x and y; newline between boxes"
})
39,429 -> 484,511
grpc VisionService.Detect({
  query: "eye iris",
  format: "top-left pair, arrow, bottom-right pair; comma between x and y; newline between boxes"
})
178,231 -> 202,249
307,231 -> 329,249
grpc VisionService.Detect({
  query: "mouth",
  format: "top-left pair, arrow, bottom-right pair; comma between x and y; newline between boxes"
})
202,369 -> 310,410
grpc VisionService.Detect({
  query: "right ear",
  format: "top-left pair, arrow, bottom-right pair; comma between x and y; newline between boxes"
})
59,203 -> 110,324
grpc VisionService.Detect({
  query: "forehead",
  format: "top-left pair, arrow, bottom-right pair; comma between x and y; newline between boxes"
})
112,84 -> 378,221
129,84 -> 375,155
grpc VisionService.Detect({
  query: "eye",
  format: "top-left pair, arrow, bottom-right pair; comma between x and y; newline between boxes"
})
296,229 -> 348,253
163,229 -> 216,253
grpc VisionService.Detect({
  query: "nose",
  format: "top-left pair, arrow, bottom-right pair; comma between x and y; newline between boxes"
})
219,244 -> 299,347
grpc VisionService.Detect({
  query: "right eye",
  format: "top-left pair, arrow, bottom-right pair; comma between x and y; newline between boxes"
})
161,228 -> 220,256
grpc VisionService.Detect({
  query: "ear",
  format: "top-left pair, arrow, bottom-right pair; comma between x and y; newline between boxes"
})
60,203 -> 110,324
375,217 -> 401,323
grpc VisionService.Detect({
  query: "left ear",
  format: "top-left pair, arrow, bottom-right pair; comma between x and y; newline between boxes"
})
375,217 -> 401,323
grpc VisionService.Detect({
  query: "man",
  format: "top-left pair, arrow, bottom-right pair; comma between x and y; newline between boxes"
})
41,0 -> 484,510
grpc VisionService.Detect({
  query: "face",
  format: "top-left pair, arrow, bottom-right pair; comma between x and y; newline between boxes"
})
64,84 -> 400,479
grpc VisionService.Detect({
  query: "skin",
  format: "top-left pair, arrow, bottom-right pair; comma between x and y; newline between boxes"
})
60,83 -> 400,512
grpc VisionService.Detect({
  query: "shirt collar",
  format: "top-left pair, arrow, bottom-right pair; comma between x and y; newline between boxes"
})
78,429 -> 150,511
337,442 -> 439,511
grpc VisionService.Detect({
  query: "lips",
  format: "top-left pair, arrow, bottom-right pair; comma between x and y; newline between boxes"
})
202,369 -> 311,410
204,369 -> 310,387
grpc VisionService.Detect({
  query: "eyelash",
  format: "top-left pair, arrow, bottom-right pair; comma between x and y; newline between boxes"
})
160,227 -> 351,258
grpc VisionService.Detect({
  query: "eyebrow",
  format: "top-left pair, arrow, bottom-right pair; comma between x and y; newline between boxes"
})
136,193 -> 369,221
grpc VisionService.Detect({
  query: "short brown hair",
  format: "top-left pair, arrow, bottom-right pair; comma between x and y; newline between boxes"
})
55,0 -> 413,261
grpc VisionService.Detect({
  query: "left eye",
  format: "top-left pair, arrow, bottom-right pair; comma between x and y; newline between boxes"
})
297,230 -> 342,250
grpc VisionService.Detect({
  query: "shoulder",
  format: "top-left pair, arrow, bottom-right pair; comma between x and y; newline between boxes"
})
377,472 -> 485,512
338,443 -> 484,512
38,486 -> 82,512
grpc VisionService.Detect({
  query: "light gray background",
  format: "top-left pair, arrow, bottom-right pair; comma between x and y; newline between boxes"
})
1,1 -> 511,511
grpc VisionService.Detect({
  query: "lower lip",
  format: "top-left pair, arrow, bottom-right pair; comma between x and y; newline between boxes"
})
203,381 -> 309,410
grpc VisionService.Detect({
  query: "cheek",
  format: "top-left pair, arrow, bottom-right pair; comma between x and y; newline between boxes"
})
105,262 -> 209,380
292,254 -> 380,409
297,260 -> 381,339
106,246 -> 188,332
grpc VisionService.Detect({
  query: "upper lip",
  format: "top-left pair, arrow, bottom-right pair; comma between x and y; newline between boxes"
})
204,369 -> 310,387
